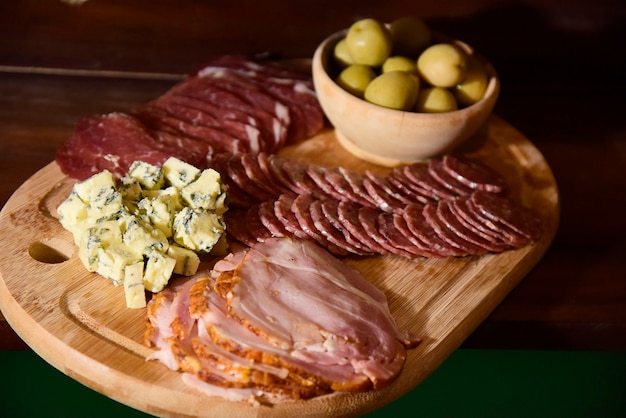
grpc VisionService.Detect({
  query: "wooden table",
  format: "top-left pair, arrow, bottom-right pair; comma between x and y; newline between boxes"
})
1,0 -> 624,356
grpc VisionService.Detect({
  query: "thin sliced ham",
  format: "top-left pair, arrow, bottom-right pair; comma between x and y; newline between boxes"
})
145,238 -> 420,402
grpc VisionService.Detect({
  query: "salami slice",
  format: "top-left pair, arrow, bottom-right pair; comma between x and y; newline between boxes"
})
442,155 -> 506,193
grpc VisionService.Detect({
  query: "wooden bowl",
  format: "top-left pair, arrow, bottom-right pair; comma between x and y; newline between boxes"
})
312,29 -> 500,167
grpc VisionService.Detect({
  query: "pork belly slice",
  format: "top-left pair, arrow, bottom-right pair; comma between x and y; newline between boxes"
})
145,238 -> 420,401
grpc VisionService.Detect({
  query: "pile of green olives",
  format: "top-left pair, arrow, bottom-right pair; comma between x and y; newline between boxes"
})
332,16 -> 489,113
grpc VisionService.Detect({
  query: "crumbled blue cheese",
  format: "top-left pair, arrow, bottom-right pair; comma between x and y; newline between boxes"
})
56,157 -> 229,309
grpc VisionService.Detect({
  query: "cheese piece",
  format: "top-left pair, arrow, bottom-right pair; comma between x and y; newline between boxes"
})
163,157 -> 200,189
128,160 -> 164,190
72,170 -> 116,202
77,220 -> 123,272
121,215 -> 169,255
123,262 -> 146,309
118,175 -> 143,203
57,190 -> 87,234
173,207 -> 225,252
143,251 -> 176,293
86,185 -> 123,223
137,187 -> 182,237
96,242 -> 142,286
167,244 -> 200,276
180,169 -> 225,211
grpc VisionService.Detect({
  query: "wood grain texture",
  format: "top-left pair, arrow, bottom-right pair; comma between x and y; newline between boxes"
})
0,116 -> 558,417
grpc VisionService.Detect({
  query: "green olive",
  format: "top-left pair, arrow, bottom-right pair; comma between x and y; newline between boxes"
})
382,56 -> 418,75
345,18 -> 392,67
364,71 -> 420,111
417,43 -> 467,88
389,16 -> 431,57
455,55 -> 488,106
335,64 -> 377,98
415,86 -> 458,113
333,38 -> 355,68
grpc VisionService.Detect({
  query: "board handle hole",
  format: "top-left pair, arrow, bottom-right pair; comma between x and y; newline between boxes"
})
29,238 -> 74,264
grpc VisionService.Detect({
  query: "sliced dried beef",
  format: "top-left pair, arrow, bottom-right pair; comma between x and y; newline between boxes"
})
55,113 -> 203,181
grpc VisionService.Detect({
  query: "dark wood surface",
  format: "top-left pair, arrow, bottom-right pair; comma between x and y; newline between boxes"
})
1,0 -> 625,351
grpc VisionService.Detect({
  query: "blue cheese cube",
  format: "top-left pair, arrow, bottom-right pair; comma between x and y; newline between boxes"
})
163,157 -> 200,189
57,190 -> 88,234
123,262 -> 146,309
86,185 -> 123,223
173,207 -> 224,252
96,242 -> 142,286
143,251 -> 176,293
167,244 -> 200,276
121,215 -> 169,255
77,220 -> 123,272
72,170 -> 116,203
137,187 -> 182,238
118,175 -> 143,203
180,169 -> 225,211
128,161 -> 164,190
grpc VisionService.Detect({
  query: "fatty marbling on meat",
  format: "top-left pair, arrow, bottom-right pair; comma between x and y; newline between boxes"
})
145,238 -> 420,402
55,55 -> 325,181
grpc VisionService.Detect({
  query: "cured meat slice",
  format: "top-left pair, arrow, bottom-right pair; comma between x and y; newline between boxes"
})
442,155 -> 506,193
55,113 -> 205,180
423,204 -> 488,255
436,201 -> 506,253
239,152 -> 285,196
197,55 -> 324,142
428,158 -> 474,196
226,156 -> 276,202
320,199 -> 375,256
359,206 -> 415,258
391,212 -> 442,258
469,191 -> 542,245
402,164 -> 457,201
146,238 -> 420,402
213,238 -> 419,387
274,194 -> 310,240
403,205 -> 466,257
362,175 -> 410,212
167,77 -> 290,153
337,201 -> 390,255
143,97 -> 265,153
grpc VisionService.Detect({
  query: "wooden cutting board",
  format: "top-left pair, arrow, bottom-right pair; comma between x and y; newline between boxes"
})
0,115 -> 558,418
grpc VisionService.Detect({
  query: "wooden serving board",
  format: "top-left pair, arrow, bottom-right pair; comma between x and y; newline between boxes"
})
0,115 -> 558,418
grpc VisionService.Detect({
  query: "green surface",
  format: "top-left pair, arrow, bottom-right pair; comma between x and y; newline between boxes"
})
1,349 -> 625,417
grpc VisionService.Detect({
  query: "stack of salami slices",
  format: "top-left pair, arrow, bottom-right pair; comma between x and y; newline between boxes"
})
217,153 -> 543,258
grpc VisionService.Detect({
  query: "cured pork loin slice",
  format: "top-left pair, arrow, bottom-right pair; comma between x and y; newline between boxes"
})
225,192 -> 542,259
216,153 -> 507,211
145,238 -> 420,402
55,56 -> 325,181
